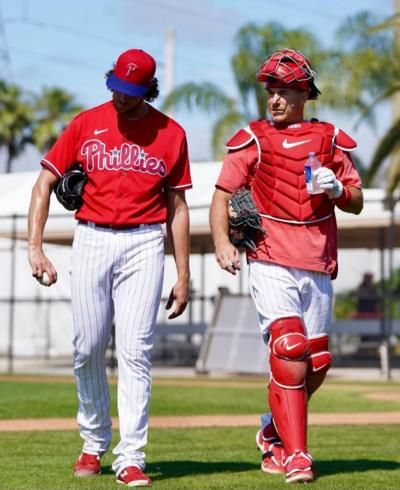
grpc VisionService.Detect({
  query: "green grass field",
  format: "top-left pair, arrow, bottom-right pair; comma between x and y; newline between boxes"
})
0,376 -> 399,489
0,376 -> 399,419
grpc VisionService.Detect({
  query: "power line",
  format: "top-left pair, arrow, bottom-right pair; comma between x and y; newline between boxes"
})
0,2 -> 13,81
243,0 -> 345,22
9,45 -> 105,70
4,16 -> 133,47
6,17 -> 230,79
143,0 -> 228,24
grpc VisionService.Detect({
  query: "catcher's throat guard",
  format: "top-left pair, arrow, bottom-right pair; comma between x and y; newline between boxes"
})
55,162 -> 87,211
228,187 -> 266,251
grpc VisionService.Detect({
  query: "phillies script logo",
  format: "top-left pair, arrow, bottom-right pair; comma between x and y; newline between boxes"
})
126,63 -> 137,76
81,139 -> 166,177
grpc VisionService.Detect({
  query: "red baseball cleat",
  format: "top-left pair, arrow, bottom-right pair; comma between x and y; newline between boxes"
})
256,427 -> 286,474
74,452 -> 101,477
285,451 -> 314,483
117,466 -> 152,487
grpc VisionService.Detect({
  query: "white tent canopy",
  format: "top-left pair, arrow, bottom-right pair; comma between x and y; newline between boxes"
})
0,164 -> 398,250
0,165 -> 399,360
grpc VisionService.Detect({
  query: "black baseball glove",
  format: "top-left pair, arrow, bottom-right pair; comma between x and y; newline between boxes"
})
228,187 -> 266,251
54,162 -> 87,211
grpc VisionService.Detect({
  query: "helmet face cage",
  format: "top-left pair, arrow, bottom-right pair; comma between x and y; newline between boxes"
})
256,48 -> 320,99
257,48 -> 316,83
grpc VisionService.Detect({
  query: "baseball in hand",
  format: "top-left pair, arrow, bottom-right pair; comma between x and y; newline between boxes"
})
38,272 -> 50,286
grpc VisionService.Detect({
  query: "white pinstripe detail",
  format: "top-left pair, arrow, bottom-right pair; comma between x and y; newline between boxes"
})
249,261 -> 333,337
41,159 -> 63,177
71,222 -> 164,473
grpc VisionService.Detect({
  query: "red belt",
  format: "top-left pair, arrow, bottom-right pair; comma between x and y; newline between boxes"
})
79,220 -> 141,230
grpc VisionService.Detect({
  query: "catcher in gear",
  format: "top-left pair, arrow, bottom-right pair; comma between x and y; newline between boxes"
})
210,48 -> 363,483
55,162 -> 87,211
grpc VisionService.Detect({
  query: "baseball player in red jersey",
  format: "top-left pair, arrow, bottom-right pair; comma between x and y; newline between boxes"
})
27,49 -> 192,487
210,49 -> 363,483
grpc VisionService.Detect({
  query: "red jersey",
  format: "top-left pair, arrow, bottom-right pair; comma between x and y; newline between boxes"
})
216,136 -> 361,275
41,101 -> 192,225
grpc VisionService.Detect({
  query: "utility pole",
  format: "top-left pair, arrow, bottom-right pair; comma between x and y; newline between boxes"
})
0,1 -> 13,82
379,0 -> 400,380
164,28 -> 175,98
393,0 -> 400,122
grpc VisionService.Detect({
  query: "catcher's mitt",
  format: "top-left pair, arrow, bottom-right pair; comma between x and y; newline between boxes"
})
228,187 -> 266,251
54,162 -> 87,211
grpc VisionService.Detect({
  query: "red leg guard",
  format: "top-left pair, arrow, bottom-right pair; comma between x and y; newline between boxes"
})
268,317 -> 309,456
269,378 -> 308,455
306,334 -> 332,397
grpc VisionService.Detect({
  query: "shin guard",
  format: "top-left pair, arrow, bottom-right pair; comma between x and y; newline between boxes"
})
268,317 -> 309,455
306,334 -> 332,397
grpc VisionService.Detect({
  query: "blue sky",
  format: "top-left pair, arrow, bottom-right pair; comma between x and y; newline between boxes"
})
1,0 -> 394,169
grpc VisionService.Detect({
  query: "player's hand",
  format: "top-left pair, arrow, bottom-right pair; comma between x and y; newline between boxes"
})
28,245 -> 58,287
314,167 -> 343,199
165,277 -> 189,319
214,239 -> 241,275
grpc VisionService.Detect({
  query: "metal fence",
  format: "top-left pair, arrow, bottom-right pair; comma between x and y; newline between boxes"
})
1,213 -> 399,377
0,214 -> 217,374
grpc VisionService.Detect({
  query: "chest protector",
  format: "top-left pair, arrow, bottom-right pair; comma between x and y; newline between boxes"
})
248,120 -> 341,223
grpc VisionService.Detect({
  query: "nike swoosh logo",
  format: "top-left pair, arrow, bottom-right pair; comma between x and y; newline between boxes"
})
94,128 -> 109,135
286,342 -> 303,351
313,363 -> 329,372
282,138 -> 311,149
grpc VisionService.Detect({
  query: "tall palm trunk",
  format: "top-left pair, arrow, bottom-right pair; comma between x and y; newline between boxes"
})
5,143 -> 13,173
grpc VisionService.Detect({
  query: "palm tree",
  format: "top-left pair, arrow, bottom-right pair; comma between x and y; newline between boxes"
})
0,80 -> 33,173
324,12 -> 400,191
367,13 -> 400,193
32,87 -> 83,152
162,22 -> 330,159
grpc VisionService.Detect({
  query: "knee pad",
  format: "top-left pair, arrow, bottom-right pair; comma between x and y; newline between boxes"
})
269,317 -> 309,389
306,334 -> 332,396
308,334 -> 332,375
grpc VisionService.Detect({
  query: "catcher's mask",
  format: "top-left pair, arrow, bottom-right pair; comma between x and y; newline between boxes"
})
257,48 -> 320,100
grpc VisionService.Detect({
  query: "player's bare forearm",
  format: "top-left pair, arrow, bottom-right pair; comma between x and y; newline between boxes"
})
165,190 -> 190,318
337,186 -> 363,215
209,188 -> 241,274
210,188 -> 231,246
27,169 -> 59,285
166,190 -> 190,280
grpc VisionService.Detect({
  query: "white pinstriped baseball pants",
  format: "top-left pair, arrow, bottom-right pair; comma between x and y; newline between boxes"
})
248,260 -> 333,340
71,222 -> 164,474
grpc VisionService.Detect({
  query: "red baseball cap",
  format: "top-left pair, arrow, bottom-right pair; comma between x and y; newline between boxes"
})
106,49 -> 156,96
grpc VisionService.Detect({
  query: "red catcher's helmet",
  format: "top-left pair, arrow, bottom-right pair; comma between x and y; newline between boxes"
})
257,48 -> 320,99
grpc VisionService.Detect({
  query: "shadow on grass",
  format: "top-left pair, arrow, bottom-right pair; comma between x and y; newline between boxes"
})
99,465 -> 115,476
147,460 -> 258,481
101,458 -> 400,482
100,461 -> 257,479
316,459 -> 400,476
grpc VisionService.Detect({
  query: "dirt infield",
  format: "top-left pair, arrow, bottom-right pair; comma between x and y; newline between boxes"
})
1,374 -> 399,432
1,411 -> 400,432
